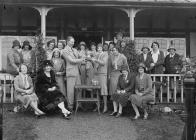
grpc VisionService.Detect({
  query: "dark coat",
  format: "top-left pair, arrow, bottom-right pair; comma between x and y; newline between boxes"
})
149,50 -> 165,74
138,53 -> 153,73
111,73 -> 135,107
164,53 -> 182,74
35,70 -> 66,113
116,73 -> 135,93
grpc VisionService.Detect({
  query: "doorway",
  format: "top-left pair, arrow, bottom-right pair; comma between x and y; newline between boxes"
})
71,32 -> 103,49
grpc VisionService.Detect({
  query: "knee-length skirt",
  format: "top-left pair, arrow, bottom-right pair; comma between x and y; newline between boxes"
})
111,92 -> 131,107
95,74 -> 108,96
129,94 -> 154,108
56,75 -> 66,97
15,93 -> 38,108
109,71 -> 121,95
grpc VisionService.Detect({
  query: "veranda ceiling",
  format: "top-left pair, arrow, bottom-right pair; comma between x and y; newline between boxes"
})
2,0 -> 196,8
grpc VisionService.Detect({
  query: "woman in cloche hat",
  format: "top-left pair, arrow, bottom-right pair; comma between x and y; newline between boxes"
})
7,40 -> 23,75
110,64 -> 135,118
21,40 -> 35,74
129,63 -> 154,120
35,60 -> 71,120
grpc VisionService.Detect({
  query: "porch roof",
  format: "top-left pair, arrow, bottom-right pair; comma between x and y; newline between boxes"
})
2,0 -> 196,8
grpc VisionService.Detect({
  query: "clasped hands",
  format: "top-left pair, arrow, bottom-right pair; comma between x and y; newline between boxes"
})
21,89 -> 32,95
48,86 -> 56,91
117,90 -> 126,94
83,57 -> 97,63
136,92 -> 143,96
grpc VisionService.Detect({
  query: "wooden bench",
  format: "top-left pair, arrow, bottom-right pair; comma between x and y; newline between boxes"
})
74,85 -> 101,114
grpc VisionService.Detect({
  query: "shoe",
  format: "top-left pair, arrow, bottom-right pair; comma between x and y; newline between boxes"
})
143,114 -> 148,120
102,109 -> 108,114
115,113 -> 122,118
132,115 -> 140,120
34,113 -> 45,119
62,114 -> 71,120
67,112 -> 72,117
109,112 -> 117,116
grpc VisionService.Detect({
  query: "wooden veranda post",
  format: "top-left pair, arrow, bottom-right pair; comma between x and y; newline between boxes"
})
183,76 -> 196,140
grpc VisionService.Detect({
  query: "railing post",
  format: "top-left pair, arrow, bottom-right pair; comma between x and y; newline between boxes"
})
183,77 -> 195,140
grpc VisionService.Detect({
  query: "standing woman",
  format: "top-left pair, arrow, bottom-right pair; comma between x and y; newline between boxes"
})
14,64 -> 45,116
149,42 -> 165,74
35,60 -> 71,119
109,46 -> 128,97
129,63 -> 154,120
21,40 -> 35,74
78,41 -> 87,85
57,40 -> 66,55
89,42 -> 97,58
93,43 -> 108,113
46,39 -> 55,60
7,40 -> 23,76
51,48 -> 66,97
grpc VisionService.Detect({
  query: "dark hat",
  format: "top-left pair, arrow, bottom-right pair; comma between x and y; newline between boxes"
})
167,46 -> 176,52
137,63 -> 146,70
120,65 -> 129,72
12,40 -> 21,48
22,40 -> 32,50
42,60 -> 53,68
141,46 -> 150,51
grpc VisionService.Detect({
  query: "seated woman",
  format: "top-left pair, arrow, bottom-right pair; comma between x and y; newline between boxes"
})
35,60 -> 71,120
110,65 -> 135,117
129,63 -> 154,120
14,64 -> 45,117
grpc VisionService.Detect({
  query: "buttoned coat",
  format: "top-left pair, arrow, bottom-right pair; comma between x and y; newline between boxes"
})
164,53 -> 182,74
149,50 -> 165,74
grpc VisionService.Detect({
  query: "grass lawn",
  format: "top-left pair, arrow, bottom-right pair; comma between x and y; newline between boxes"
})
133,113 -> 184,140
3,103 -> 184,140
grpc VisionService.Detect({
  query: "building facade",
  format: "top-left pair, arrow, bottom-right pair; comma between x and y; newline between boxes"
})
1,0 -> 196,70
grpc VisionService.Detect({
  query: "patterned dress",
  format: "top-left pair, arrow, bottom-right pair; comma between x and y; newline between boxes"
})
111,73 -> 135,107
22,50 -> 35,73
14,73 -> 38,108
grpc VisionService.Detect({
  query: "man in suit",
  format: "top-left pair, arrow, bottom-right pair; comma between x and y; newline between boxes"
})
62,36 -> 85,111
138,46 -> 153,73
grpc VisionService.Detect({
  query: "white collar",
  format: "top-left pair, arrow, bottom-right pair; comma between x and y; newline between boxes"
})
151,50 -> 160,55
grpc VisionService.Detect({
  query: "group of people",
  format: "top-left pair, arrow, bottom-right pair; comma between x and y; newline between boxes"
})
7,32 -> 184,120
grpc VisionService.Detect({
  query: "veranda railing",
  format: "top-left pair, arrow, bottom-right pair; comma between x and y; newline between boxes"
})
0,73 -> 184,103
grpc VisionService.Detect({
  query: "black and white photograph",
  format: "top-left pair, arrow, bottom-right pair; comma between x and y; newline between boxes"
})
1,0 -> 196,140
